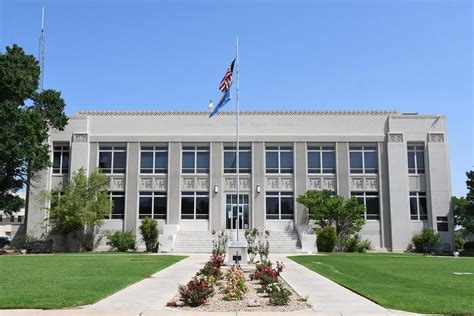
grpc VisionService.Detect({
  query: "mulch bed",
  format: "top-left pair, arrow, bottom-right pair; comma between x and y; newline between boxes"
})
170,264 -> 311,312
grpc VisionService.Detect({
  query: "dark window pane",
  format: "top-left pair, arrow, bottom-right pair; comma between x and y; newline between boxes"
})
350,152 -> 362,172
266,196 -> 279,219
419,196 -> 427,220
280,151 -> 293,172
196,197 -> 209,219
410,197 -> 418,218
139,196 -> 152,219
224,151 -> 236,172
155,151 -> 168,173
416,151 -> 425,173
266,152 -> 278,171
239,151 -> 251,172
181,196 -> 194,219
141,152 -> 153,172
62,152 -> 69,173
113,151 -> 127,173
111,196 -> 125,219
308,152 -> 321,172
366,197 -> 380,220
99,152 -> 112,172
364,151 -> 378,172
141,146 -> 153,150
182,152 -> 195,172
322,151 -> 335,173
281,196 -> 294,219
53,152 -> 61,172
154,196 -> 167,219
196,152 -> 209,173
408,151 -> 415,171
437,223 -> 448,232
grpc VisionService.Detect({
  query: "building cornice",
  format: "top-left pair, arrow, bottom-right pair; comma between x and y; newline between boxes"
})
76,110 -> 401,116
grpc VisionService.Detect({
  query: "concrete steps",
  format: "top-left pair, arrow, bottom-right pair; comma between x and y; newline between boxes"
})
172,229 -> 302,253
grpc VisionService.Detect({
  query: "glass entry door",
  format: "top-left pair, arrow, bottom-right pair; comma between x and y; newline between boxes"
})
226,194 -> 249,230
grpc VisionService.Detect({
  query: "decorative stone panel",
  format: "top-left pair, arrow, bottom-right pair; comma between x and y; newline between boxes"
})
387,133 -> 403,143
265,176 -> 294,192
350,176 -> 378,191
181,176 -> 209,191
428,133 -> 444,143
109,177 -> 125,191
224,177 -> 251,191
73,133 -> 88,143
139,177 -> 167,191
307,176 -> 336,191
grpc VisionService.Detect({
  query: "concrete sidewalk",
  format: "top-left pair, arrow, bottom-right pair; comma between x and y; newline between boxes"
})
272,254 -> 398,314
88,253 -> 209,311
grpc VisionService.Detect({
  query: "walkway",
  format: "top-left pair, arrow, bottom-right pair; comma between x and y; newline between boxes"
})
272,254 -> 404,314
88,253 -> 209,311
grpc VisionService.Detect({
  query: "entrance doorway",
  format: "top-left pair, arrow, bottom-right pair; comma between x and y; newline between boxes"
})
226,194 -> 250,230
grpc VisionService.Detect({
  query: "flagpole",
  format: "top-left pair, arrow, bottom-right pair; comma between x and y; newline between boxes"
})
236,36 -> 240,242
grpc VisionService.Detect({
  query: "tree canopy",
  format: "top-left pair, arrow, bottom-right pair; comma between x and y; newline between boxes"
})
47,168 -> 111,236
453,170 -> 474,235
0,44 -> 67,214
297,189 -> 366,249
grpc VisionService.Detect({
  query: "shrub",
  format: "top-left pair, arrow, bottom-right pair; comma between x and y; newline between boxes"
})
345,235 -> 373,253
139,217 -> 158,252
245,228 -> 259,263
256,230 -> 271,261
316,226 -> 338,252
412,228 -> 439,252
250,260 -> 286,293
455,235 -> 465,251
196,254 -> 225,283
268,282 -> 292,305
211,229 -> 229,256
105,231 -> 136,252
221,266 -> 249,301
178,277 -> 214,307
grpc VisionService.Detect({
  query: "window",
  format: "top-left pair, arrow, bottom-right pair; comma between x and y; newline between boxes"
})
266,192 -> 294,220
308,145 -> 336,173
407,144 -> 425,174
410,192 -> 428,220
52,145 -> 70,174
224,146 -> 251,173
437,216 -> 449,232
181,192 -> 209,219
182,146 -> 209,173
349,145 -> 378,174
139,192 -> 167,219
107,192 -> 125,219
99,145 -> 127,174
266,145 -> 293,174
352,191 -> 380,220
140,146 -> 168,174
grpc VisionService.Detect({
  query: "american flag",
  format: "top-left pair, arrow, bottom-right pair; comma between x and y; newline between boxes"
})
219,58 -> 235,93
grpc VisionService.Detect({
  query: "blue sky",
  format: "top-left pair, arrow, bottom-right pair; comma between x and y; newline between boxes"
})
0,0 -> 472,196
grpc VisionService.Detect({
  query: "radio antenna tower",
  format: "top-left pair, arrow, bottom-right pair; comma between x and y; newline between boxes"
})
38,7 -> 45,91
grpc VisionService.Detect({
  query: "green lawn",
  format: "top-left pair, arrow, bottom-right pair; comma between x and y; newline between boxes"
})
289,253 -> 474,314
0,253 -> 185,309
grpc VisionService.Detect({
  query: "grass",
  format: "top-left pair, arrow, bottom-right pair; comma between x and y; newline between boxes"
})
0,253 -> 186,309
289,253 -> 474,314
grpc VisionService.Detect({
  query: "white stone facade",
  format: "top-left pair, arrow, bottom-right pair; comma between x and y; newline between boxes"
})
25,110 -> 454,252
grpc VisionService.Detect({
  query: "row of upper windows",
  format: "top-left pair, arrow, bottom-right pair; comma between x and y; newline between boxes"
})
52,143 -> 426,176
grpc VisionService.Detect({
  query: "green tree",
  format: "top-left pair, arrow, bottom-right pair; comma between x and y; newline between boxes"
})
297,190 -> 366,249
139,217 -> 159,252
46,168 -> 111,250
452,170 -> 474,236
0,44 -> 67,217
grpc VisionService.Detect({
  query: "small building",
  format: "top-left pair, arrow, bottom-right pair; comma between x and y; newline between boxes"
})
1,192 -> 26,239
25,110 -> 454,252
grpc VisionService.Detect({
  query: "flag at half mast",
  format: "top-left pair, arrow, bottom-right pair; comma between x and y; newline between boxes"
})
209,58 -> 235,118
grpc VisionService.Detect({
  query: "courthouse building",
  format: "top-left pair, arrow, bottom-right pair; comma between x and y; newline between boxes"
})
26,110 -> 454,252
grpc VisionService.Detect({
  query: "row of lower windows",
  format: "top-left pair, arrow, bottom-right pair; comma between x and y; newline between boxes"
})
53,143 -> 427,176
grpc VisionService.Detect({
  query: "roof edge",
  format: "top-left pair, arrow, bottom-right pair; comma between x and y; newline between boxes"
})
76,110 -> 401,116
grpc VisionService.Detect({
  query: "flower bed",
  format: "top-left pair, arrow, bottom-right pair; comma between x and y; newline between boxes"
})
170,256 -> 309,312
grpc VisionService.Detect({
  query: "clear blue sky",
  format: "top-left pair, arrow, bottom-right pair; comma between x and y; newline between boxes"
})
1,0 -> 472,196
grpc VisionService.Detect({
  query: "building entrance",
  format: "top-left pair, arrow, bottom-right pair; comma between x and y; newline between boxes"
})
225,194 -> 249,230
